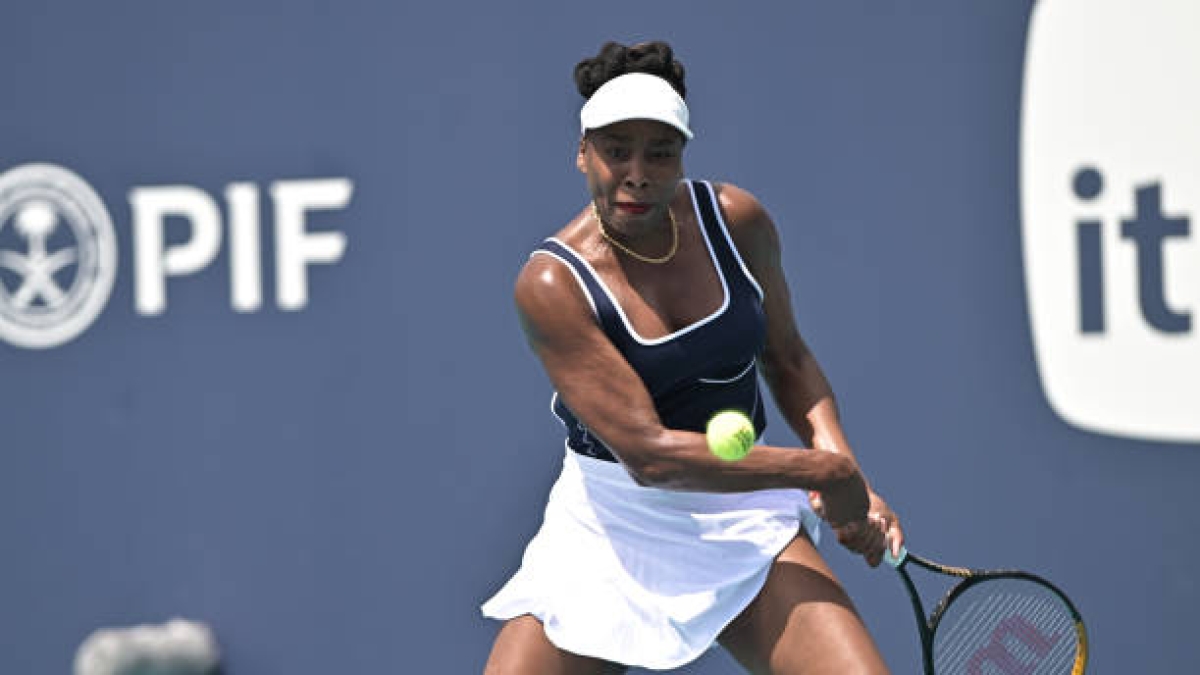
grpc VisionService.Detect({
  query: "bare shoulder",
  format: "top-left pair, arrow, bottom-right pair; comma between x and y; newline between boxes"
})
712,181 -> 780,263
515,252 -> 581,312
513,250 -> 595,344
713,182 -> 769,225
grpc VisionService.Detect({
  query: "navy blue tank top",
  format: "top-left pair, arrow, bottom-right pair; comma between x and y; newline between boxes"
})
533,180 -> 768,462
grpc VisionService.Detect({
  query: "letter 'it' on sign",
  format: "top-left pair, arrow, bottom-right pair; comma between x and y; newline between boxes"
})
1021,0 -> 1200,442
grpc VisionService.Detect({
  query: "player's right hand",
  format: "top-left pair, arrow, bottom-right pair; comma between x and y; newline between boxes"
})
809,453 -> 869,527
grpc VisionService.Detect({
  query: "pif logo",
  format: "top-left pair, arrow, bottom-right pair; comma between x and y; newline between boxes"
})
1021,0 -> 1200,442
0,164 -> 117,349
0,163 -> 352,350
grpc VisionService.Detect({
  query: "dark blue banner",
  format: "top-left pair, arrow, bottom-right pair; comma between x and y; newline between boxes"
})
2,2 -> 1193,672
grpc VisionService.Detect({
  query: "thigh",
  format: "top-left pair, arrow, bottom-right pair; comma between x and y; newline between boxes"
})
718,532 -> 889,675
484,614 -> 627,675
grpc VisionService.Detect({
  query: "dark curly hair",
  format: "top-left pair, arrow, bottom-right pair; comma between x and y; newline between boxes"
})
573,41 -> 687,100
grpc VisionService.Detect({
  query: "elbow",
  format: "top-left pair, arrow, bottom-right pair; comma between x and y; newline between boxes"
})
625,467 -> 658,488
625,458 -> 673,487
615,432 -> 681,488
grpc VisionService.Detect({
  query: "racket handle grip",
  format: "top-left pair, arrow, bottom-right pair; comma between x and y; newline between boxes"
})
883,545 -> 908,568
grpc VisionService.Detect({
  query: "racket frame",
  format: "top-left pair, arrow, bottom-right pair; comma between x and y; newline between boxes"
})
887,549 -> 1088,675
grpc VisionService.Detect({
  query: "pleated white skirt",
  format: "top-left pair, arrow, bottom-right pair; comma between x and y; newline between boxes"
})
481,447 -> 821,670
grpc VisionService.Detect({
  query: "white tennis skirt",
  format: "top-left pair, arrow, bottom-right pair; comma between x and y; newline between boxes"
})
481,447 -> 821,670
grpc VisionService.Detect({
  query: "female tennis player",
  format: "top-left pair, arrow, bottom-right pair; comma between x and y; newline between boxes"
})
482,41 -> 904,674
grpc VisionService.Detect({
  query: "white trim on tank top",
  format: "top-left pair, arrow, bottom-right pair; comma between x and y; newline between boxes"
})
536,181 -> 731,346
695,180 -> 765,301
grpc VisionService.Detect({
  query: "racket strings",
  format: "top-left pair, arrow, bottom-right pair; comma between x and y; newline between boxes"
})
932,578 -> 1080,674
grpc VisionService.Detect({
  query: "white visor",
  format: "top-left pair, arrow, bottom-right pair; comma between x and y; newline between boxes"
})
579,72 -> 693,140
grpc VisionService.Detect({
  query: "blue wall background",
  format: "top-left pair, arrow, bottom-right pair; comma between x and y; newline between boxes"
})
1,1 -> 1193,672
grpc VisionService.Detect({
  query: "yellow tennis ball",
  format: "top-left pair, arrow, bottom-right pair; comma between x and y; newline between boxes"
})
706,410 -> 755,461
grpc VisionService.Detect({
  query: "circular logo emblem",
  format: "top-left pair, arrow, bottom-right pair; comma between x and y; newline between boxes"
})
0,164 -> 117,349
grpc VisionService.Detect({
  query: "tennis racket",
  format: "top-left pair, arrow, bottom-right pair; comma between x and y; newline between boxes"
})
882,546 -> 1087,674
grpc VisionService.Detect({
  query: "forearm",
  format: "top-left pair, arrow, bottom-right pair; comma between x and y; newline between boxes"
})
610,427 -> 868,525
613,427 -> 859,494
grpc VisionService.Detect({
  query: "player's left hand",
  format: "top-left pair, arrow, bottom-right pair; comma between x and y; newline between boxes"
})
814,491 -> 903,567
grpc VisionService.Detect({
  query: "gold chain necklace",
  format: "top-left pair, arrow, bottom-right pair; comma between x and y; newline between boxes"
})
592,202 -> 679,264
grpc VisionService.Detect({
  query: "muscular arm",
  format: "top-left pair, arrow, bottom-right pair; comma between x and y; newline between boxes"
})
717,183 -> 905,563
515,253 -> 867,523
715,183 -> 865,471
